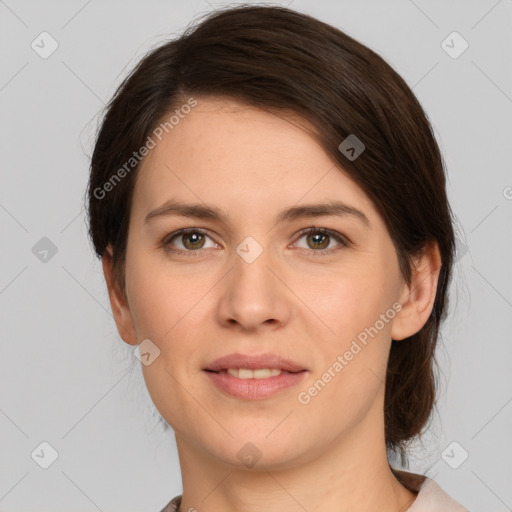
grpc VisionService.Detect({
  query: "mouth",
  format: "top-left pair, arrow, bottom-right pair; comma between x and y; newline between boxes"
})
202,353 -> 308,399
203,365 -> 308,400
203,352 -> 307,374
204,368 -> 306,379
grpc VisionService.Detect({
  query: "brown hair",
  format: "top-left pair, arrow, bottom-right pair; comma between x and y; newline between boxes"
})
85,4 -> 455,467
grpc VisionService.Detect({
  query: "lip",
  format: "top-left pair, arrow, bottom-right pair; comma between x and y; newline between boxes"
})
204,353 -> 307,372
204,369 -> 308,400
203,353 -> 308,400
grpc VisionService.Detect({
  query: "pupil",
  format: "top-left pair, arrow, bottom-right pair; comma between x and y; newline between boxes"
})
186,232 -> 203,248
310,232 -> 328,249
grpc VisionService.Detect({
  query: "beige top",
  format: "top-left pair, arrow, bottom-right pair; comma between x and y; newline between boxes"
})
159,469 -> 470,511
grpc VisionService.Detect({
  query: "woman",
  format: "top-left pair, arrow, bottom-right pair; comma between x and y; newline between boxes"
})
86,5 -> 469,511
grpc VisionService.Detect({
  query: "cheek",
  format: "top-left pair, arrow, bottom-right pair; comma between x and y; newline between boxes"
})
303,263 -> 395,343
302,257 -> 399,401
125,251 -> 209,340
127,261 -> 205,431
125,251 -> 212,397
297,272 -> 396,430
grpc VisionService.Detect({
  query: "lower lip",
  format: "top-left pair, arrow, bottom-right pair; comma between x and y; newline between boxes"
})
204,370 -> 307,400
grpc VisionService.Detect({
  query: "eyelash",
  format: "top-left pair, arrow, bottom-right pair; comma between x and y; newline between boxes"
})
161,226 -> 350,257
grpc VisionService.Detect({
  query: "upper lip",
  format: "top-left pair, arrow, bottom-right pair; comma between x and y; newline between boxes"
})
204,353 -> 307,372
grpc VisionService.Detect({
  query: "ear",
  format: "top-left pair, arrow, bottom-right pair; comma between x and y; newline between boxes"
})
102,244 -> 138,346
391,242 -> 442,341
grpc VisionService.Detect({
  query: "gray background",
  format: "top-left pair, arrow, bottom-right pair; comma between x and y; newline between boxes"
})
1,0 -> 511,510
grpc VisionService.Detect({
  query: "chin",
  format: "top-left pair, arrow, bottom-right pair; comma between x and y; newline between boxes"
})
205,430 -> 310,471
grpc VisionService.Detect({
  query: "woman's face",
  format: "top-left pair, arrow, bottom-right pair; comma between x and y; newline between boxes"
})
114,96 -> 410,469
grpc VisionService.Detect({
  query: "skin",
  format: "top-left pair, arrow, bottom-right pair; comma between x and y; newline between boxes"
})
102,96 -> 441,512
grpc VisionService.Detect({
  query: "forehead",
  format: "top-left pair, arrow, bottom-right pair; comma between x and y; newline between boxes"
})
143,96 -> 326,172
131,96 -> 378,225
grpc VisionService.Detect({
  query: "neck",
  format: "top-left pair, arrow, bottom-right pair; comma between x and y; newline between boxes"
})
174,397 -> 417,512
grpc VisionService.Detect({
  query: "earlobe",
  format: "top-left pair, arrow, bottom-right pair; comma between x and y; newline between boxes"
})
101,245 -> 139,346
391,243 -> 442,341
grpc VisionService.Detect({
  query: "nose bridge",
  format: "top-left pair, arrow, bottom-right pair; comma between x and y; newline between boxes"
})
235,234 -> 267,266
218,233 -> 287,328
231,233 -> 274,290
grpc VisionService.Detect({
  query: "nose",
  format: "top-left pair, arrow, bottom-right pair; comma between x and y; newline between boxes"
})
216,241 -> 291,332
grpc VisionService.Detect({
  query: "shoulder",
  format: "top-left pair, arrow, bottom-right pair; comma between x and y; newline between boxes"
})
159,494 -> 182,512
392,468 -> 470,511
159,471 -> 471,512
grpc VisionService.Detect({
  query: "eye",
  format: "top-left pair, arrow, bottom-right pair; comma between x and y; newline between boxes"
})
293,226 -> 350,255
162,226 -> 350,257
163,228 -> 217,256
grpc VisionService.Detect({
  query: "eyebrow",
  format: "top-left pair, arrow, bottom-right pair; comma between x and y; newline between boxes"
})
144,199 -> 370,227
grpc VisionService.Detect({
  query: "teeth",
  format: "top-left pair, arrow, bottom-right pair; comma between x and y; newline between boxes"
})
226,368 -> 283,379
